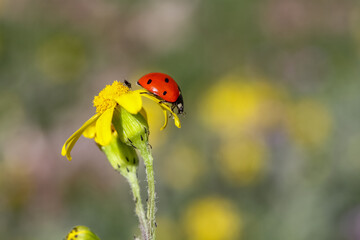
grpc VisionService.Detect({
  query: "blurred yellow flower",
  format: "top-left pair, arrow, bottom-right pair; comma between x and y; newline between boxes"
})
217,137 -> 268,186
61,81 -> 180,160
156,216 -> 181,240
36,34 -> 87,83
199,74 -> 287,138
183,197 -> 242,240
159,144 -> 205,190
287,99 -> 332,148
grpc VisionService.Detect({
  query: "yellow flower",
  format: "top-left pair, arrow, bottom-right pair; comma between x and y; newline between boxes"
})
286,99 -> 332,149
36,34 -> 87,83
156,216 -> 181,240
198,74 -> 287,138
158,144 -> 205,191
182,197 -> 242,240
66,226 -> 100,240
217,137 -> 267,186
61,80 -> 181,160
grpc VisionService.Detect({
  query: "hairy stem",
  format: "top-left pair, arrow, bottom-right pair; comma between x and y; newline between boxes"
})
127,171 -> 149,240
141,147 -> 156,240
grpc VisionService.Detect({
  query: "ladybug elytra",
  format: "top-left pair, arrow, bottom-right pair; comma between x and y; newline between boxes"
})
137,72 -> 184,114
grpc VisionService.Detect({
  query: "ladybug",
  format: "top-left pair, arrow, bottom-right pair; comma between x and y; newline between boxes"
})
137,72 -> 184,114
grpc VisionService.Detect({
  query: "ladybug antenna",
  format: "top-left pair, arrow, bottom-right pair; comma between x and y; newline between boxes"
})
124,80 -> 132,89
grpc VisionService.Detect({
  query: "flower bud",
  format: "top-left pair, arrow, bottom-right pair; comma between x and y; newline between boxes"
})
101,132 -> 139,176
65,226 -> 101,240
112,106 -> 149,152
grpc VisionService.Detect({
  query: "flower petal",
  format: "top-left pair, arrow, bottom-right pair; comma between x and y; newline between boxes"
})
95,107 -> 114,146
160,109 -> 168,131
63,138 -> 80,161
174,114 -> 181,128
159,102 -> 181,129
62,113 -> 101,161
83,121 -> 96,139
115,92 -> 142,114
138,90 -> 181,129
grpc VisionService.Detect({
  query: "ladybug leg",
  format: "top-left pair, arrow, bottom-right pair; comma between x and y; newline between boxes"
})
124,80 -> 132,88
139,91 -> 157,98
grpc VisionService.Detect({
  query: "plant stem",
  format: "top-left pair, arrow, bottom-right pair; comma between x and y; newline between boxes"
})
127,171 -> 149,240
141,147 -> 156,240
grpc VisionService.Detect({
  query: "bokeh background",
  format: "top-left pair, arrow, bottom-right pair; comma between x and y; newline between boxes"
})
1,0 -> 360,239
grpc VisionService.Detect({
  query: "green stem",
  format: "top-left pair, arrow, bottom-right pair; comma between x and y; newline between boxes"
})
141,147 -> 156,240
127,171 -> 149,240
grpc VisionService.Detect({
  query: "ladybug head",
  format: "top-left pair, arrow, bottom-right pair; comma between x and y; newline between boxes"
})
174,93 -> 184,114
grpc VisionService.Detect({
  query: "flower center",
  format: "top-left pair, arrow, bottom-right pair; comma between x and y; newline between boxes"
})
93,81 -> 129,113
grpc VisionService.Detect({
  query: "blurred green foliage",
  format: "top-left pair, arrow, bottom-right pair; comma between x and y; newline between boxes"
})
1,0 -> 360,240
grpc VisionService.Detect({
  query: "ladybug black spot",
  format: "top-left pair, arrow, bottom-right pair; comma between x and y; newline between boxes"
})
165,78 -> 169,83
163,91 -> 167,95
147,79 -> 152,84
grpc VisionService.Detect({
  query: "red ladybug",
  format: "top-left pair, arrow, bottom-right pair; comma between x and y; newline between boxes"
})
137,72 -> 184,114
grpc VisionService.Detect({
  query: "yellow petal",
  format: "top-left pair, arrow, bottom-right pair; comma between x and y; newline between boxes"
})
95,107 -> 114,146
174,114 -> 181,128
63,137 -> 79,161
83,121 -> 96,139
159,102 -> 181,129
138,90 -> 181,129
115,92 -> 142,114
61,113 -> 101,161
160,109 -> 168,130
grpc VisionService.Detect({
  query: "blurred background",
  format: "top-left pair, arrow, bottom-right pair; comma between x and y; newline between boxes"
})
1,0 -> 360,239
